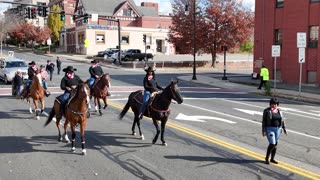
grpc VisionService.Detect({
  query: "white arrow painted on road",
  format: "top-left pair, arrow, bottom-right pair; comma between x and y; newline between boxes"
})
175,113 -> 236,124
234,108 -> 262,116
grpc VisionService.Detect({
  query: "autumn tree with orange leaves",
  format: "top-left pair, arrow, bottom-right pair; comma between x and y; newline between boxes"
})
8,22 -> 51,46
169,0 -> 254,67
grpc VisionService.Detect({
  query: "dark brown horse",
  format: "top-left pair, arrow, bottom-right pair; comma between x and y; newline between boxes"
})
88,73 -> 111,115
119,80 -> 183,146
45,82 -> 90,155
26,74 -> 44,120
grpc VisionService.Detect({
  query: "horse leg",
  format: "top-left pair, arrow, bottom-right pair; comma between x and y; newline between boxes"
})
27,98 -> 33,113
136,118 -> 144,140
152,119 -> 160,144
131,115 -> 138,136
63,119 -> 70,143
33,99 -> 40,120
88,95 -> 92,110
80,122 -> 87,155
102,96 -> 108,109
160,119 -> 168,146
40,98 -> 45,114
56,118 -> 63,141
70,123 -> 76,152
98,98 -> 102,116
94,98 -> 98,113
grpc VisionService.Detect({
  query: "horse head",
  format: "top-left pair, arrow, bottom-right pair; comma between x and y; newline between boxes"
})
76,82 -> 91,105
165,80 -> 183,104
101,73 -> 111,88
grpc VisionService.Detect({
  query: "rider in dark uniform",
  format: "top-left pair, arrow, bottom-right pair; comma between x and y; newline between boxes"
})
138,66 -> 163,119
57,66 -> 83,119
88,59 -> 104,89
21,61 -> 37,99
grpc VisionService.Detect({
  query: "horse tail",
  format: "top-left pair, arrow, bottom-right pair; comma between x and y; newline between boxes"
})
44,107 -> 55,127
119,101 -> 130,120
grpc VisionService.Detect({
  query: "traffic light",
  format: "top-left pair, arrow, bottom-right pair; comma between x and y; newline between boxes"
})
30,7 -> 37,19
60,11 -> 65,21
37,5 -> 42,16
42,6 -> 49,17
143,34 -> 146,43
83,14 -> 88,23
25,7 -> 31,19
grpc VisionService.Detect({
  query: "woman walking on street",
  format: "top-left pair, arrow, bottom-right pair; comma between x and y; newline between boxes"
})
262,97 -> 288,164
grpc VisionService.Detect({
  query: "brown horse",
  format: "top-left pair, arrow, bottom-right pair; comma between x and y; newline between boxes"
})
88,73 -> 111,115
45,82 -> 90,155
119,80 -> 183,146
26,74 -> 44,120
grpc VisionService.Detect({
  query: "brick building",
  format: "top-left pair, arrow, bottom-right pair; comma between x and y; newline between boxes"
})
254,0 -> 320,84
57,0 -> 174,55
49,0 -> 77,28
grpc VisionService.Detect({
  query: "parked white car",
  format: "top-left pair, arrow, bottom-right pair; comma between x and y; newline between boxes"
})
111,50 -> 125,61
0,57 -> 28,84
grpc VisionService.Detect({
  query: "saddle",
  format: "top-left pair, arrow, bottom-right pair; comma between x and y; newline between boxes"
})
135,91 -> 160,117
55,89 -> 77,106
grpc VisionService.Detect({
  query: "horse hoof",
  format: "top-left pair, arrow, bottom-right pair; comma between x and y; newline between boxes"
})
162,142 -> 168,146
103,105 -> 107,109
36,116 -> 40,120
58,138 -> 62,142
152,140 -> 156,144
41,109 -> 44,113
71,147 -> 76,152
141,135 -> 145,140
132,132 -> 136,136
82,149 -> 87,156
87,113 -> 91,118
99,111 -> 102,116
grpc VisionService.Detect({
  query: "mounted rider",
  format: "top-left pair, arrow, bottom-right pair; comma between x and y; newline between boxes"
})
88,59 -> 110,96
57,66 -> 83,119
138,66 -> 164,119
20,61 -> 37,99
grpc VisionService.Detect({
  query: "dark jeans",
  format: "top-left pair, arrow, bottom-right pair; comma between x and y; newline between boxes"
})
49,71 -> 53,81
258,77 -> 267,89
57,67 -> 61,75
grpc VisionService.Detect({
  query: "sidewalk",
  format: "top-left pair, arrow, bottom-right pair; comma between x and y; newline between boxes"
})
177,74 -> 320,104
46,52 -> 320,104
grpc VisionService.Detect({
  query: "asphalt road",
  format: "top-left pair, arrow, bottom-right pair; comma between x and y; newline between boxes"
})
0,51 -> 319,180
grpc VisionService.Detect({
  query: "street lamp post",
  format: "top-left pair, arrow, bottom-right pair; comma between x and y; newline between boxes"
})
222,46 -> 228,80
192,0 -> 197,80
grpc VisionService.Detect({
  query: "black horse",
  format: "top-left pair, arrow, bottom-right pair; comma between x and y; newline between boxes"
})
119,80 -> 183,146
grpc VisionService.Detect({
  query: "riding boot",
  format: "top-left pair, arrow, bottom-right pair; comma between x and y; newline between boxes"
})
270,145 -> 278,164
44,90 -> 51,97
265,144 -> 275,164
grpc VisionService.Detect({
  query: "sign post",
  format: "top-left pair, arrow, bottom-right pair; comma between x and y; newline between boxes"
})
297,32 -> 306,95
46,38 -> 52,54
272,45 -> 281,90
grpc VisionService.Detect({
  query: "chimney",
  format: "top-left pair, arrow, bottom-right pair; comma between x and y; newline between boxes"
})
141,2 -> 158,14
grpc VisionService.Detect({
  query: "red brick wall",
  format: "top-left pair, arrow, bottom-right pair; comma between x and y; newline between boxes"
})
254,0 -> 320,84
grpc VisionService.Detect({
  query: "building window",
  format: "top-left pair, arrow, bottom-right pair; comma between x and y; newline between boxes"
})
276,0 -> 284,8
309,26 -> 319,48
146,36 -> 151,44
96,34 -> 105,44
123,8 -> 133,17
274,29 -> 282,45
310,0 -> 320,2
121,35 -> 129,44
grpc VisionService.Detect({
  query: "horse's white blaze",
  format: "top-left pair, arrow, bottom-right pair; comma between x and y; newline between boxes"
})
84,87 -> 90,104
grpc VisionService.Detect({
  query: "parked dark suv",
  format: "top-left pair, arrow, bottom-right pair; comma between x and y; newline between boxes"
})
96,48 -> 119,59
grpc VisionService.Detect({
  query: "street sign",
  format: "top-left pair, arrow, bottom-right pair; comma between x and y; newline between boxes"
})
297,32 -> 306,48
91,14 -> 98,22
46,39 -> 51,46
299,48 -> 305,63
272,45 -> 281,57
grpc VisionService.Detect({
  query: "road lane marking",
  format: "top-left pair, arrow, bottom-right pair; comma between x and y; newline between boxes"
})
175,113 -> 236,123
107,101 -> 320,179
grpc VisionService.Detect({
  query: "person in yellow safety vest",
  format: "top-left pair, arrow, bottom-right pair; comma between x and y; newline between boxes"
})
258,65 -> 269,89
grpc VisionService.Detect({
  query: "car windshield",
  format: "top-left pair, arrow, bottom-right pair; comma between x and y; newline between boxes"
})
6,61 -> 27,68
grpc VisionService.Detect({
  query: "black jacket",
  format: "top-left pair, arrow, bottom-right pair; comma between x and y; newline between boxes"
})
143,76 -> 163,93
27,67 -> 36,80
89,66 -> 104,78
262,107 -> 287,134
13,74 -> 23,86
60,74 -> 82,92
